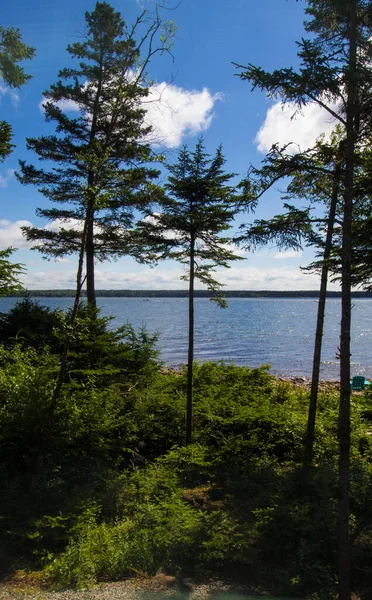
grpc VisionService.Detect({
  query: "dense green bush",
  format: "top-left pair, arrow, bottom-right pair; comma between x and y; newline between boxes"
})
1,342 -> 372,597
0,299 -> 160,386
0,298 -> 64,351
0,310 -> 161,565
64,304 -> 160,386
49,460 -> 203,587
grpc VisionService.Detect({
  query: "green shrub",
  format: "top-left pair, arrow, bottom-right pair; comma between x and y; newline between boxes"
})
0,299 -> 160,388
49,460 -> 203,587
0,298 -> 64,351
127,373 -> 186,456
1,351 -> 371,598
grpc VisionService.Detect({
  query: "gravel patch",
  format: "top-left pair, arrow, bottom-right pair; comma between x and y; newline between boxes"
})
0,578 -> 241,600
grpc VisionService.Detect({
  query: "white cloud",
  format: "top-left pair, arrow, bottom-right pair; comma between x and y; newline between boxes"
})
271,249 -> 303,260
45,218 -> 84,233
216,265 -> 329,291
144,83 -> 221,148
96,266 -> 187,290
21,264 -> 187,290
39,97 -> 79,113
0,218 -> 86,254
0,84 -> 19,106
218,242 -> 246,258
39,81 -> 221,148
256,99 -> 340,154
55,257 -> 73,264
135,0 -> 155,6
18,260 -> 337,292
0,220 -> 33,249
21,269 -> 77,289
0,169 -> 15,188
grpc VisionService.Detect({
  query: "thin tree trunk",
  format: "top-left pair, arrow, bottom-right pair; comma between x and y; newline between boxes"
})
86,200 -> 96,308
304,141 -> 344,465
338,3 -> 357,598
50,218 -> 89,413
84,63 -> 102,309
186,237 -> 195,446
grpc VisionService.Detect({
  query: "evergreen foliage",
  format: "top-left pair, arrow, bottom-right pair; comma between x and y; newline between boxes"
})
136,139 -> 242,444
17,1 -> 173,306
0,248 -> 25,297
138,139 -> 242,304
236,134 -> 349,466
0,25 -> 35,161
236,3 -> 372,596
0,298 -> 159,383
0,313 -> 372,599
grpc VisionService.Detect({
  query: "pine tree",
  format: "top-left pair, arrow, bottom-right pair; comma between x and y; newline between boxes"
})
15,2 -> 174,467
236,2 -> 372,597
237,135 -> 348,466
17,1 -> 173,307
137,139 -> 242,444
0,26 -> 34,292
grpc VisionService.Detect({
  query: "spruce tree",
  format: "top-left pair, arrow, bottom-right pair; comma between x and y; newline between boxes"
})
17,1 -> 173,307
137,139 -> 242,444
0,26 -> 34,292
16,2 -> 174,461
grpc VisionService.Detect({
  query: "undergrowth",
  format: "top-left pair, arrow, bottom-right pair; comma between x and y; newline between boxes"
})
1,301 -> 372,598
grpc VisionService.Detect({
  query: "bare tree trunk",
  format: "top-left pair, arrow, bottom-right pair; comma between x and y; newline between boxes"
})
186,237 -> 195,446
304,141 -> 344,465
338,3 -> 357,598
50,218 -> 89,413
86,202 -> 96,308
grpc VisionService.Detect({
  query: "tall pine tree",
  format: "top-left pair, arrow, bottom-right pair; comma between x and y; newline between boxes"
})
236,2 -> 372,597
17,1 -> 173,306
237,136 -> 349,465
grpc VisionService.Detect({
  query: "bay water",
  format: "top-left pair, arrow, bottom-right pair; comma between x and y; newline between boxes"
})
1,296 -> 372,379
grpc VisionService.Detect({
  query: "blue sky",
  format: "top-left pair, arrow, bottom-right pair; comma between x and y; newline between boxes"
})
1,0 -> 340,290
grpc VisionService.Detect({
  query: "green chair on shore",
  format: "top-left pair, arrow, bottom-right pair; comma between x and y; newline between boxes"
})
350,376 -> 371,391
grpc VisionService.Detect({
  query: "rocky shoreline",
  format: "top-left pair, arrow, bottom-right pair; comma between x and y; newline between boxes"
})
0,573 -> 272,600
274,375 -> 340,389
159,365 -> 340,389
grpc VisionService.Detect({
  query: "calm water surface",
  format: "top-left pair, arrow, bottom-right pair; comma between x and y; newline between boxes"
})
2,296 -> 372,380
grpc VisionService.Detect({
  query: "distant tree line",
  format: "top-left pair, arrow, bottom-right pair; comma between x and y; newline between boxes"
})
5,289 -> 372,298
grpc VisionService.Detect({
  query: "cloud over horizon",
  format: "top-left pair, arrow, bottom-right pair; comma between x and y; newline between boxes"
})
271,249 -> 303,260
0,169 -> 15,188
19,262 -> 332,292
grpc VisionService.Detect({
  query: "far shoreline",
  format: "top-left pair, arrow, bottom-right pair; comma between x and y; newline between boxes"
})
5,289 -> 372,299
